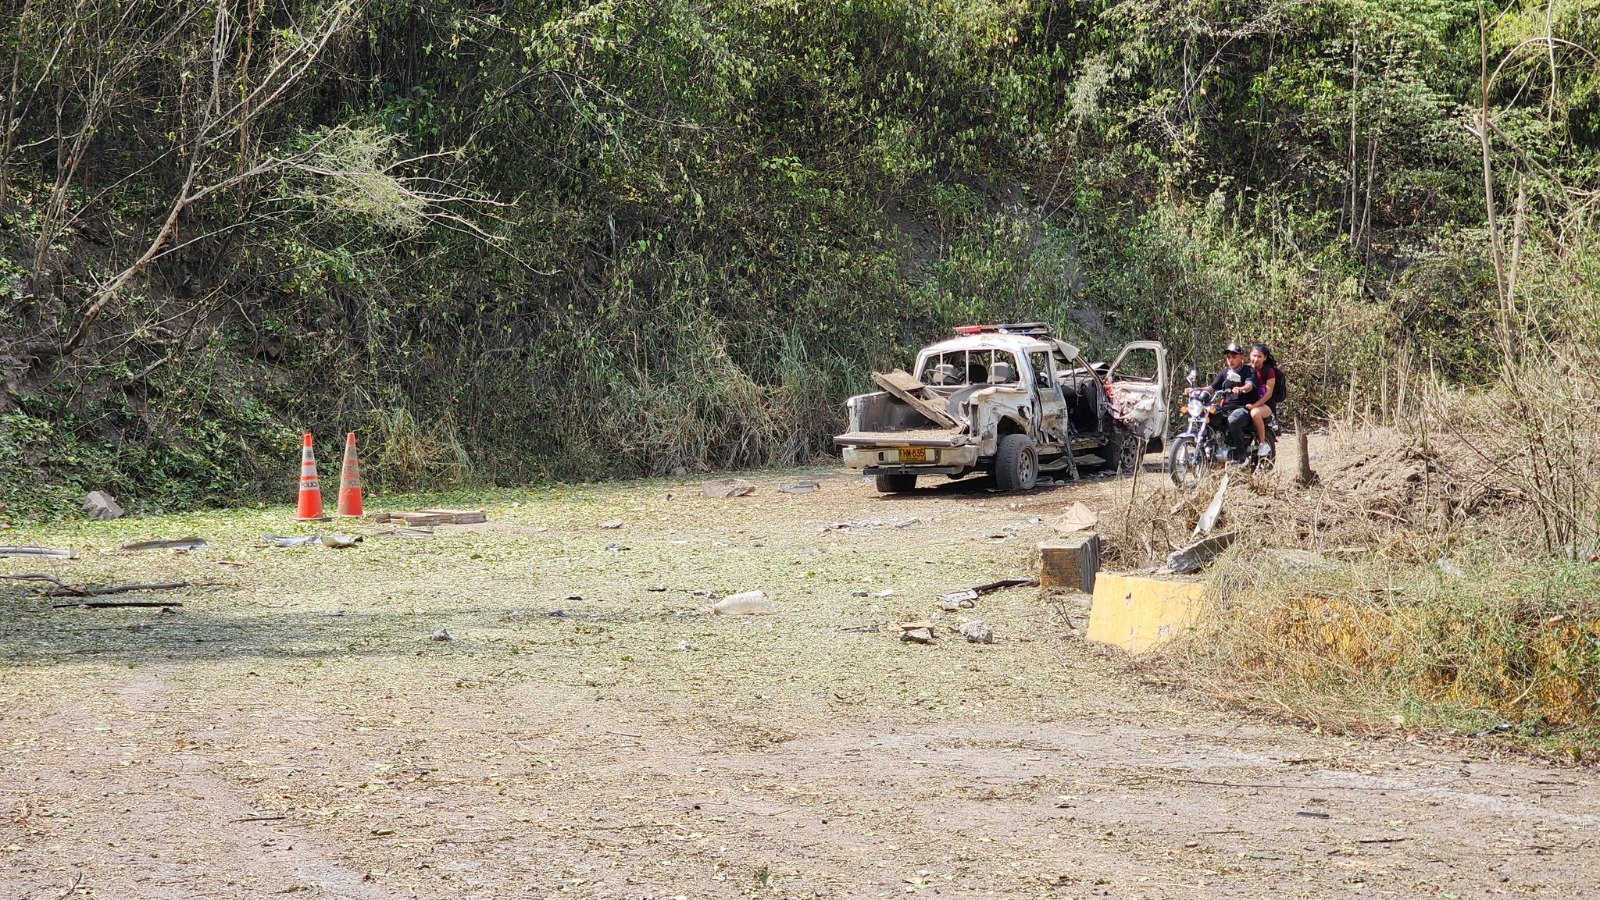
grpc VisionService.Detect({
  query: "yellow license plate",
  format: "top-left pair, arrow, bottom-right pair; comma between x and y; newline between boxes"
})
898,447 -> 927,462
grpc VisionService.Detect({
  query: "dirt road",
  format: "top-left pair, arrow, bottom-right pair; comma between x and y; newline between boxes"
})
3,467 -> 1597,898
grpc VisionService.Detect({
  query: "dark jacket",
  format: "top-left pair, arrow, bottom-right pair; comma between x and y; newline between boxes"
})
1210,364 -> 1257,413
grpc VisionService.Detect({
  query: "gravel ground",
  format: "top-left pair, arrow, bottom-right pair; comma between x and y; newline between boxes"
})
3,464 -> 1597,898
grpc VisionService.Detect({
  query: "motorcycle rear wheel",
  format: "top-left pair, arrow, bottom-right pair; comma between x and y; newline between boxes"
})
1168,436 -> 1203,488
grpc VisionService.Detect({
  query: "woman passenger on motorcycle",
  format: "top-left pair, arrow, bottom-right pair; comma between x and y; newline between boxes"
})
1247,343 -> 1280,458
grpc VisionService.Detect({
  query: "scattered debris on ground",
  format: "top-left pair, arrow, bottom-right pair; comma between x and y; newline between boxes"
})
373,509 -> 486,525
598,518 -> 623,529
54,599 -> 185,609
821,518 -> 919,534
119,537 -> 208,552
778,480 -> 820,494
710,590 -> 773,615
83,490 -> 124,521
1037,533 -> 1100,592
0,546 -> 77,559
703,478 -> 756,498
1164,529 -> 1238,574
899,621 -> 935,644
260,534 -> 363,548
935,577 -> 1034,611
370,527 -> 434,539
2,573 -> 192,599
1052,502 -> 1098,534
958,620 -> 994,644
1194,474 -> 1228,536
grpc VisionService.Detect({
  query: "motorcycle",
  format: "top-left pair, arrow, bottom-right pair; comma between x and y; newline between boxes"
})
1167,368 -> 1278,488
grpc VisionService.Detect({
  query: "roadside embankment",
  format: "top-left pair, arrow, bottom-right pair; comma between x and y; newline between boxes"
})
1107,415 -> 1600,757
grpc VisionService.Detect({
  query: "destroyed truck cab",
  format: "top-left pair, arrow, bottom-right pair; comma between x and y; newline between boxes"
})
834,323 -> 1168,493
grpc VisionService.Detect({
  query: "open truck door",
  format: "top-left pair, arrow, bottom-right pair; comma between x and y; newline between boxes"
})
1106,341 -> 1169,447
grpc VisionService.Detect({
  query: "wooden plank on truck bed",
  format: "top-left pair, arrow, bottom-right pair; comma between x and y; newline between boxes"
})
871,370 -> 958,428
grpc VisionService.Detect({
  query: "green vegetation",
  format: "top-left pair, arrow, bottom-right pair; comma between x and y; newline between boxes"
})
2,0 -> 1599,520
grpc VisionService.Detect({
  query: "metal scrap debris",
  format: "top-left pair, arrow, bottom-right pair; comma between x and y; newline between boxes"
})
260,534 -> 364,549
120,537 -> 208,552
936,577 -> 1034,611
821,517 -> 920,535
0,546 -> 77,560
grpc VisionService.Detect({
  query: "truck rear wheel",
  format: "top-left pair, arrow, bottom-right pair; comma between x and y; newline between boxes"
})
875,473 -> 917,493
994,433 -> 1039,492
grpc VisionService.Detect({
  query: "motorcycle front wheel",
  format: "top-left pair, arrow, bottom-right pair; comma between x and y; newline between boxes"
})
1168,436 -> 1203,488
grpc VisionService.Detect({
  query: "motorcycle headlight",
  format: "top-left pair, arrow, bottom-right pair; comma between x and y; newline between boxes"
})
1188,399 -> 1204,417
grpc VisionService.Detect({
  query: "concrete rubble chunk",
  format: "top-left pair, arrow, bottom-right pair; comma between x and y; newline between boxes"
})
702,478 -> 756,499
711,590 -> 774,615
1195,474 -> 1229,536
959,620 -> 994,644
900,620 -> 936,644
83,490 -> 124,521
1165,529 -> 1238,575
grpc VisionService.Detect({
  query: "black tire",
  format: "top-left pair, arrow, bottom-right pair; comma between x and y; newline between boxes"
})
1168,436 -> 1202,488
994,433 -> 1039,492
875,473 -> 917,493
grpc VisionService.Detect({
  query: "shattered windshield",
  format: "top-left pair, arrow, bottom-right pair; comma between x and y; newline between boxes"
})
918,350 -> 1023,387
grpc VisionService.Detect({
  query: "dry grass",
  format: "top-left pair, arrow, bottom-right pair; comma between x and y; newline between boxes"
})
1171,547 -> 1600,744
1113,363 -> 1600,750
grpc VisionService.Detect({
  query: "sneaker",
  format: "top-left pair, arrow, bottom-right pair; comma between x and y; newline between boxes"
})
1258,443 -> 1273,458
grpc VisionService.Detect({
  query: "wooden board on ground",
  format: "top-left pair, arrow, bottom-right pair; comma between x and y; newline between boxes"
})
1037,532 -> 1100,594
871,370 -> 958,428
373,509 -> 486,526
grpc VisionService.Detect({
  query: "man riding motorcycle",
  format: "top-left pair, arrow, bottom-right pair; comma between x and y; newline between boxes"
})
1208,343 -> 1257,461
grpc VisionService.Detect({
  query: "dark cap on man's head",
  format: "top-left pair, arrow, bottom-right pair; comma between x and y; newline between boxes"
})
1223,342 -> 1244,355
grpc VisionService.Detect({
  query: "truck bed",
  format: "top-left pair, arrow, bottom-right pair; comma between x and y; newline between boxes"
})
833,428 -> 968,448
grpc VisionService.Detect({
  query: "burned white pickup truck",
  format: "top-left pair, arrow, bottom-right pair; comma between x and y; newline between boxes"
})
834,323 -> 1168,492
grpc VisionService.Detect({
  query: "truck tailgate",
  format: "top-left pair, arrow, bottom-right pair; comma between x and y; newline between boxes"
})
833,428 -> 968,448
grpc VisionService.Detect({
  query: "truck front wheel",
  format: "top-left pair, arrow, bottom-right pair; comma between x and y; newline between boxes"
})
994,434 -> 1039,492
875,473 -> 917,493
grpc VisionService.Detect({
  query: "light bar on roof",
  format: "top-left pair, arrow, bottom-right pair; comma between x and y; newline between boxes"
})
952,322 -> 1054,336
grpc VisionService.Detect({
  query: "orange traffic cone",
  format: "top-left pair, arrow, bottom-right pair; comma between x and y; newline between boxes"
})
336,431 -> 363,517
295,432 -> 325,520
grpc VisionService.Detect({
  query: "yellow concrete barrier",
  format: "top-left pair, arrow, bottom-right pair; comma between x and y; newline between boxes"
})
1086,572 -> 1208,654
